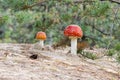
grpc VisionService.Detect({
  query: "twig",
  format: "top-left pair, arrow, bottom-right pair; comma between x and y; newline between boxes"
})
21,0 -> 46,10
100,0 -> 120,4
94,27 -> 110,35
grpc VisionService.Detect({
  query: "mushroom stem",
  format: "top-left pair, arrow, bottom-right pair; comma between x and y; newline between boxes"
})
71,38 -> 77,55
39,40 -> 44,48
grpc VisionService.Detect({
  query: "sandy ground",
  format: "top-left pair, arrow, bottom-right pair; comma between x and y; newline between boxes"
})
0,43 -> 119,80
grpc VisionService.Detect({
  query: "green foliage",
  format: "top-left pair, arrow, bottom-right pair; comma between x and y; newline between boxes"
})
116,53 -> 120,63
106,43 -> 120,63
0,0 -> 37,10
84,0 -> 110,17
114,43 -> 120,51
78,51 -> 98,60
112,43 -> 120,63
15,11 -> 34,24
107,49 -> 116,56
0,0 -> 119,48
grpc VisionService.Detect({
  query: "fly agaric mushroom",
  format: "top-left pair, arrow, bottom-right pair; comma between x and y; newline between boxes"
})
64,25 -> 83,55
36,31 -> 47,48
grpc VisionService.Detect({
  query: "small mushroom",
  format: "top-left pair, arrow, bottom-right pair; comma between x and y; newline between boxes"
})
64,25 -> 83,55
36,31 -> 47,48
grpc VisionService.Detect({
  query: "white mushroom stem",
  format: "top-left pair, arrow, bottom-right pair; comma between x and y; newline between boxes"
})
39,40 -> 44,48
70,37 -> 77,55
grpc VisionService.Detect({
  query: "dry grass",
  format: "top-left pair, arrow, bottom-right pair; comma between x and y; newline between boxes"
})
0,43 -> 119,80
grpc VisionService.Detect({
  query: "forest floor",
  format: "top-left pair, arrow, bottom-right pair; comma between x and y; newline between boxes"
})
0,43 -> 119,80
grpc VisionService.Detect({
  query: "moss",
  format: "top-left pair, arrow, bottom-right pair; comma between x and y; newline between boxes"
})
114,43 -> 120,51
107,49 -> 116,56
78,51 -> 98,60
116,53 -> 120,63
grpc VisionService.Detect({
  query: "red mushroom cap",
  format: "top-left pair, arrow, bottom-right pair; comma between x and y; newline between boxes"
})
36,31 -> 47,40
64,25 -> 83,38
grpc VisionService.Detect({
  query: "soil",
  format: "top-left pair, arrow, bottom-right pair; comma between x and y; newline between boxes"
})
0,43 -> 119,80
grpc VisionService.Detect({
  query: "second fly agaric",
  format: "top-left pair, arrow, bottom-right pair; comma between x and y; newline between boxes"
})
64,25 -> 83,55
36,31 -> 46,48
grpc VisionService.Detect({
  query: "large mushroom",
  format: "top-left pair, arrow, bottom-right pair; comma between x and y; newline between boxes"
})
64,25 -> 83,55
36,31 -> 47,48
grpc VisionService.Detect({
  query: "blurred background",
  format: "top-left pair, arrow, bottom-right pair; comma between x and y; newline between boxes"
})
0,0 -> 120,49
